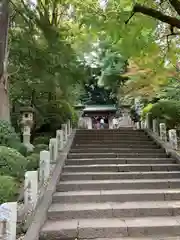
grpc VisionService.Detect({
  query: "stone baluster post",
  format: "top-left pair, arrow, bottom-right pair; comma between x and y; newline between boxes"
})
39,150 -> 50,185
153,119 -> 158,134
49,138 -> 58,163
24,171 -> 38,211
67,120 -> 71,136
62,124 -> 68,143
159,123 -> 167,142
0,202 -> 17,240
56,130 -> 64,151
145,113 -> 152,129
136,122 -> 141,129
169,129 -> 178,150
141,121 -> 145,129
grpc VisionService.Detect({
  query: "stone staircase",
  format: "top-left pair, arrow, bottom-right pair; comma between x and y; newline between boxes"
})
40,129 -> 180,239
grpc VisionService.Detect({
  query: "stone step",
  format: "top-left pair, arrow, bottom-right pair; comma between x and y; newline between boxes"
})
63,237 -> 180,240
66,158 -> 175,165
73,140 -> 154,144
74,136 -> 151,141
75,131 -> 144,135
48,201 -> 180,220
61,171 -> 180,181
52,189 -> 180,203
74,136 -> 149,140
71,237 -> 180,240
63,164 -> 179,173
40,216 -> 180,239
72,144 -> 158,148
75,132 -> 148,139
69,148 -> 165,153
57,179 -> 180,191
67,152 -> 167,159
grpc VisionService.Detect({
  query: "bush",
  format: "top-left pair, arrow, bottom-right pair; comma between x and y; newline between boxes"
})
0,176 -> 18,204
0,120 -> 28,156
6,140 -> 28,157
34,144 -> 48,153
0,146 -> 27,179
33,136 -> 49,145
26,153 -> 39,171
142,100 -> 180,129
0,120 -> 20,145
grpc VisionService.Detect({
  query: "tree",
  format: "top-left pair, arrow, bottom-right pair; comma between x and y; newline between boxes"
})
0,0 -> 10,122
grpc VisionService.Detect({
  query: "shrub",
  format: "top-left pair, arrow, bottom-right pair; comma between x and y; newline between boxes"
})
34,144 -> 48,153
6,140 -> 28,157
0,120 -> 20,145
142,100 -> 180,129
0,176 -> 18,204
33,136 -> 49,145
26,153 -> 39,171
0,146 -> 27,179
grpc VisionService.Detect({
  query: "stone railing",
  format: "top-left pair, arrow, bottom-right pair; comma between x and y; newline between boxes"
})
0,120 -> 73,240
136,113 -> 178,151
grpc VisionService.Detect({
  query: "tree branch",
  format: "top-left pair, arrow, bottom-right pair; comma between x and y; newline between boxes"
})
168,0 -> 180,16
133,3 -> 180,28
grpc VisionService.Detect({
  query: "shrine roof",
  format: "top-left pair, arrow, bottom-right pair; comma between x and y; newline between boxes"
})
83,105 -> 117,112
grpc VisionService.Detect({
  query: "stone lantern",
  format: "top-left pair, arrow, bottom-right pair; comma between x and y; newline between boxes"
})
20,107 -> 35,152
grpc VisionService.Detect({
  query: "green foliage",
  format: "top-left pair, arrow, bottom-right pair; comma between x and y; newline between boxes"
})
34,144 -> 49,153
71,109 -> 79,128
0,146 -> 27,179
0,120 -> 19,145
33,136 -> 49,145
6,140 -> 28,157
0,121 -> 28,156
26,153 -> 39,171
0,176 -> 18,204
143,100 -> 180,129
142,103 -> 153,120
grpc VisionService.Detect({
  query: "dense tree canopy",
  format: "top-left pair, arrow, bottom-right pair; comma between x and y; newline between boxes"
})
0,0 -> 180,131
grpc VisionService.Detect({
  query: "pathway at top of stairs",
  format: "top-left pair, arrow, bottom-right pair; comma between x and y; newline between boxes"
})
40,129 -> 180,240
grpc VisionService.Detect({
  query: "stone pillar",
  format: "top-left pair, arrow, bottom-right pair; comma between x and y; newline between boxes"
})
136,122 -> 141,129
153,119 -> 158,134
108,117 -> 113,129
49,138 -> 57,163
159,123 -> 167,142
56,130 -> 63,151
62,124 -> 68,143
24,171 -> 38,211
141,121 -> 145,129
169,129 -> 178,150
39,150 -> 50,185
145,113 -> 152,129
85,117 -> 92,129
0,202 -> 17,240
23,126 -> 34,151
67,120 -> 71,136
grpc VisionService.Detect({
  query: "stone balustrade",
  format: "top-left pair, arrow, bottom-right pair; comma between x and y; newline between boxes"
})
0,119 -> 73,240
136,115 -> 179,151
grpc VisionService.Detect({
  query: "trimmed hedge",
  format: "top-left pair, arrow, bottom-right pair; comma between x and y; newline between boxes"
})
0,176 -> 18,204
34,144 -> 48,153
26,153 -> 39,171
0,146 -> 27,179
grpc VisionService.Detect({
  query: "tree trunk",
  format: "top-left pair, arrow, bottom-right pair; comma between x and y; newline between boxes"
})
0,0 -> 10,122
